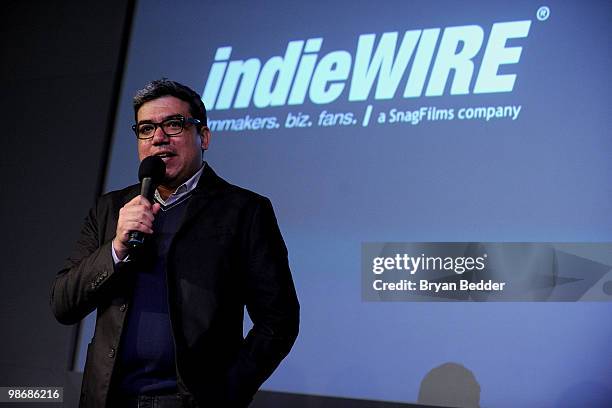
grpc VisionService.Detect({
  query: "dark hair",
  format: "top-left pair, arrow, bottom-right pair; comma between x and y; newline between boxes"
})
133,78 -> 207,126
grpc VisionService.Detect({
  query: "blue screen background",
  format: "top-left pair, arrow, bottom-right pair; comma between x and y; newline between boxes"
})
74,1 -> 612,406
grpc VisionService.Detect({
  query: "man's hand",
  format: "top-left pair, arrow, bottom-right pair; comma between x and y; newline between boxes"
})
112,195 -> 161,260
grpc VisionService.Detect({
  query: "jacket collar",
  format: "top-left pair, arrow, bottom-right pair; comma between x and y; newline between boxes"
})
176,162 -> 229,231
192,162 -> 229,197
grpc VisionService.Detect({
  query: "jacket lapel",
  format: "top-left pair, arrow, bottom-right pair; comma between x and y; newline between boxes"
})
175,163 -> 229,233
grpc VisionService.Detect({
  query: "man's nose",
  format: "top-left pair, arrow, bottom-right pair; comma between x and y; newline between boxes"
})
151,126 -> 169,144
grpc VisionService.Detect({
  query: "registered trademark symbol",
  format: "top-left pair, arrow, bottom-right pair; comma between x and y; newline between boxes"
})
537,6 -> 550,21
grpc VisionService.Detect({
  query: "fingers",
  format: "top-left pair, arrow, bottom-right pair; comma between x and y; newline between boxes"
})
114,195 -> 159,256
118,204 -> 155,232
127,194 -> 153,209
119,219 -> 154,234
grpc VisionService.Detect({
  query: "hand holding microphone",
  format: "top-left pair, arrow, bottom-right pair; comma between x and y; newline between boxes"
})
112,156 -> 165,259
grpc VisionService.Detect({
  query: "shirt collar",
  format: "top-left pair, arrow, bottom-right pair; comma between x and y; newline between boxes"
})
154,163 -> 205,206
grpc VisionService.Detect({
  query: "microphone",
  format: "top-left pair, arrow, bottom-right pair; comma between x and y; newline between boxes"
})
127,155 -> 166,248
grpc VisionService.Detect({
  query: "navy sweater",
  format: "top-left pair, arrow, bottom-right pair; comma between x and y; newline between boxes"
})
117,194 -> 192,396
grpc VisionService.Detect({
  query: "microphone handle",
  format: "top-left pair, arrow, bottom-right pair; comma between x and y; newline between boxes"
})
127,177 -> 156,248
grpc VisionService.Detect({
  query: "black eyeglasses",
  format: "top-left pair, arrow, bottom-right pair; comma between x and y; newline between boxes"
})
132,115 -> 201,140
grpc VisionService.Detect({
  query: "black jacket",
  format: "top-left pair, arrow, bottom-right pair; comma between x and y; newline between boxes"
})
50,164 -> 299,407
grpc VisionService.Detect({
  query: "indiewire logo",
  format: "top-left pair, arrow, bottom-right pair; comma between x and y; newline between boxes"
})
202,20 -> 532,110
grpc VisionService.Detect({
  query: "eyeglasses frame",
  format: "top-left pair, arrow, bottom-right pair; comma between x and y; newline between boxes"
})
131,115 -> 202,140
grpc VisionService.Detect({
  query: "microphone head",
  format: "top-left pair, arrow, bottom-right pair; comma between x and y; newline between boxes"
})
138,155 -> 166,182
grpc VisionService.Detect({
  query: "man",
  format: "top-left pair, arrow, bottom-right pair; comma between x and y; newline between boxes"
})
50,79 -> 300,408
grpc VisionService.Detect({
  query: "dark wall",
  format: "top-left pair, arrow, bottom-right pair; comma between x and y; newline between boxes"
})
0,1 -> 134,406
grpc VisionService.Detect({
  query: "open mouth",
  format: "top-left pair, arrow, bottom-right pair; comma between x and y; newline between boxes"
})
155,152 -> 175,159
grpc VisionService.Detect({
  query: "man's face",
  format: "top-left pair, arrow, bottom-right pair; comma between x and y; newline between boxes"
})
136,95 -> 210,189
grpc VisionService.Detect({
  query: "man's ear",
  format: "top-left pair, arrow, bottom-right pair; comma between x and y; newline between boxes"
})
200,127 -> 211,151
